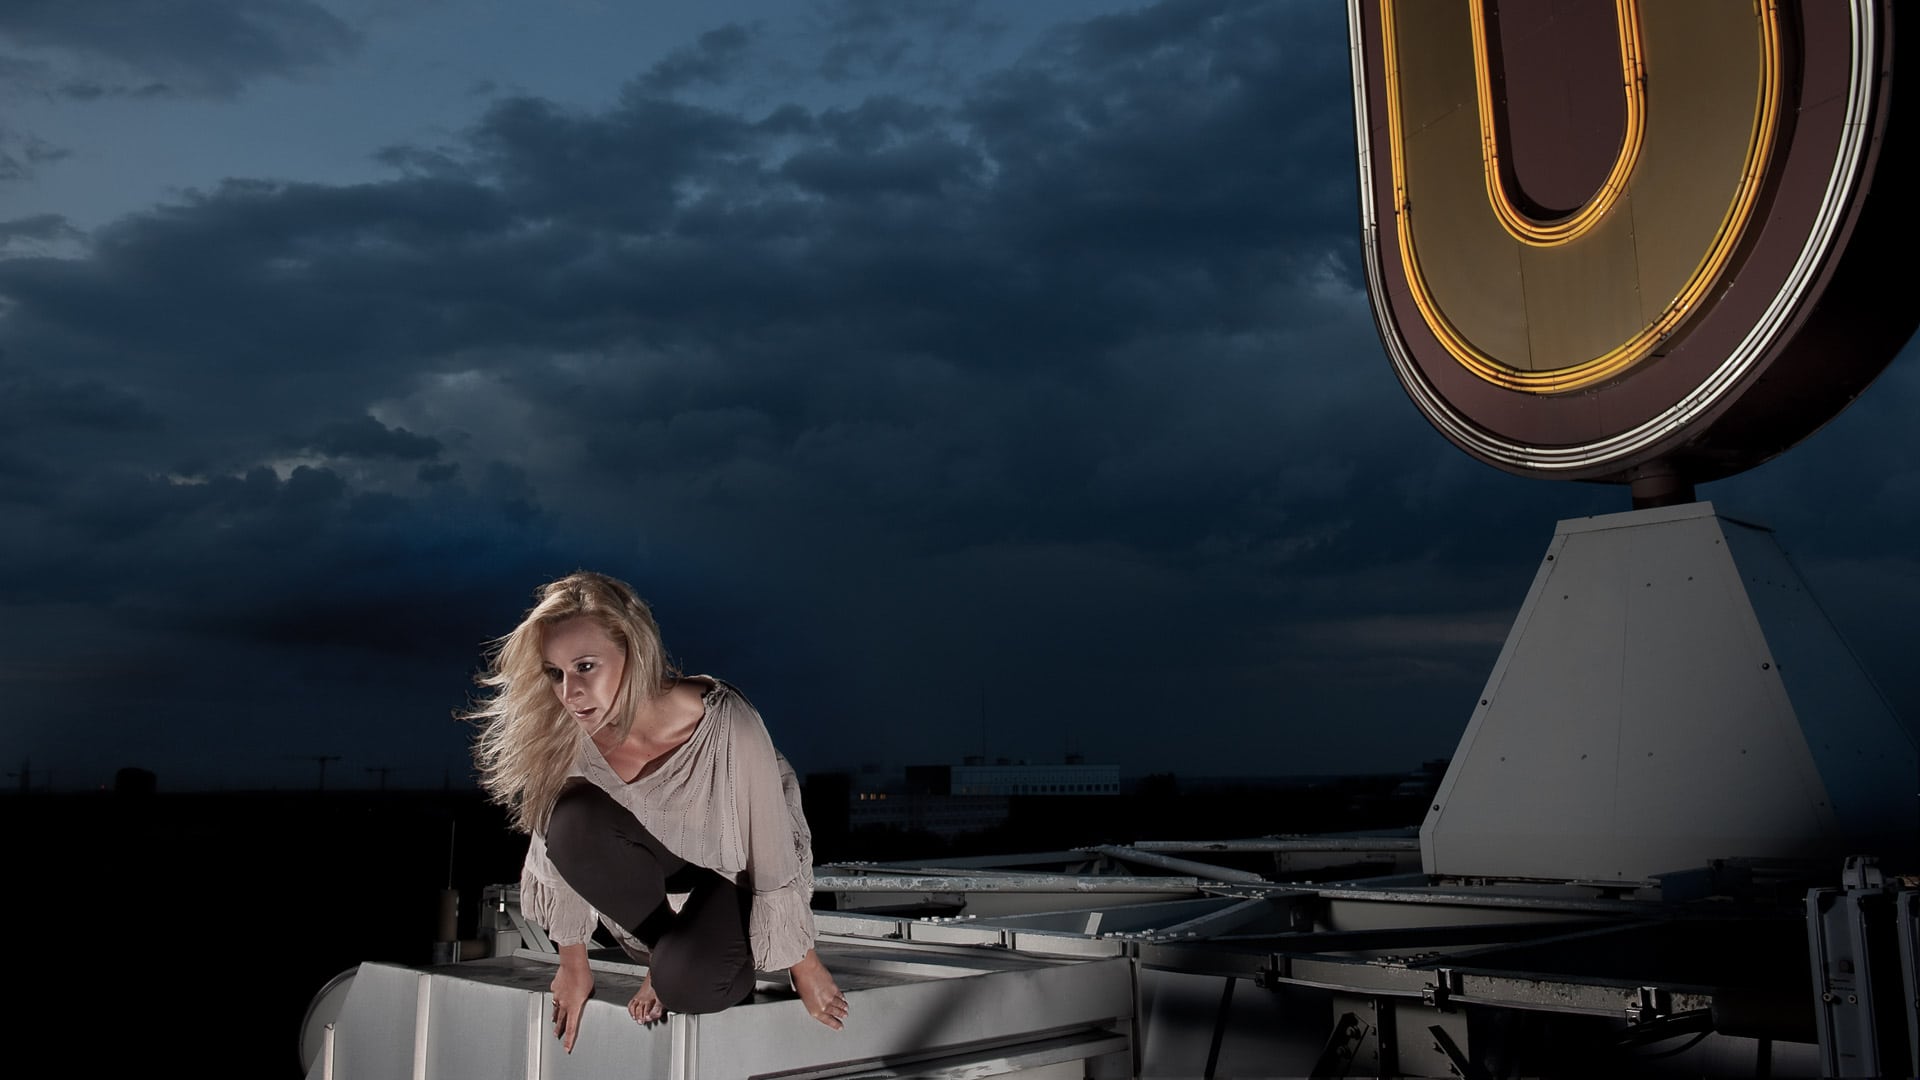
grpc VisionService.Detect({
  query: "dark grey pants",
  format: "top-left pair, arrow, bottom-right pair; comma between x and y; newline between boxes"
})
545,779 -> 755,1014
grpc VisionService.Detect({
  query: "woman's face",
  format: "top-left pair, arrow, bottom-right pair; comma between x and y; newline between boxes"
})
542,615 -> 628,735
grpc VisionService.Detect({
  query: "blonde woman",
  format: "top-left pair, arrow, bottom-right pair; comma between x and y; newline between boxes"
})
468,571 -> 847,1053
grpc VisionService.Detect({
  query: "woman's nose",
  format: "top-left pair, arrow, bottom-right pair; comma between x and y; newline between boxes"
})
562,673 -> 583,698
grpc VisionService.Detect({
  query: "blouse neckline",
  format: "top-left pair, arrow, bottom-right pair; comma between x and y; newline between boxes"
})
584,675 -> 721,785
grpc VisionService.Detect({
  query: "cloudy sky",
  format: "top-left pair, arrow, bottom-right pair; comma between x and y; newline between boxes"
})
2,0 -> 1915,792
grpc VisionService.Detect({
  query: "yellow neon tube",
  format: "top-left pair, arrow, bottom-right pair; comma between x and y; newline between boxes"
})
1379,0 -> 1781,393
1470,0 -> 1645,247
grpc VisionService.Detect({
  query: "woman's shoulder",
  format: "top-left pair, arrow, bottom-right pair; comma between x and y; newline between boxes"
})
687,673 -> 753,711
686,674 -> 776,742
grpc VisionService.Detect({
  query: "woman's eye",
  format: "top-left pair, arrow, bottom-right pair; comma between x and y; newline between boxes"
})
577,662 -> 595,673
543,668 -> 561,682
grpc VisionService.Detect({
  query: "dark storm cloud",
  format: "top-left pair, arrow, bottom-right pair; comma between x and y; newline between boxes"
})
302,417 -> 442,461
0,0 -> 360,99
2,0 -> 1912,788
637,23 -> 758,97
0,130 -> 69,182
0,361 -> 160,435
0,212 -> 82,248
813,0 -> 1007,85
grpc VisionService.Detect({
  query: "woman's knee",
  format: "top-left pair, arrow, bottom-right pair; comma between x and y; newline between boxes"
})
649,938 -> 753,1015
545,781 -> 619,871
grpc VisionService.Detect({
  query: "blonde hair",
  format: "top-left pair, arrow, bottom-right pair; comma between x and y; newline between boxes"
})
466,570 -> 678,833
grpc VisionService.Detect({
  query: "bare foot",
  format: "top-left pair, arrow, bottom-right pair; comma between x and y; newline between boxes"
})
627,973 -> 665,1025
791,951 -> 848,1030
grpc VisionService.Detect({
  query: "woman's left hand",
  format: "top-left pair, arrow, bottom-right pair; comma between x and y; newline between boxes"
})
789,949 -> 848,1030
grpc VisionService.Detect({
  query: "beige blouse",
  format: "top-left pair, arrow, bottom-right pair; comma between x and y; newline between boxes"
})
518,677 -> 817,972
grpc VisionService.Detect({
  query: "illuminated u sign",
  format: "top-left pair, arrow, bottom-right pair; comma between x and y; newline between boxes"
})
1348,0 -> 1914,486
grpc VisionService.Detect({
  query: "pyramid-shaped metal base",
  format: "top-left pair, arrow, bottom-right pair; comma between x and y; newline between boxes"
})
1422,502 -> 1918,883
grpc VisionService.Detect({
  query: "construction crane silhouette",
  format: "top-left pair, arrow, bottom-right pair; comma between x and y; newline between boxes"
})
304,755 -> 342,792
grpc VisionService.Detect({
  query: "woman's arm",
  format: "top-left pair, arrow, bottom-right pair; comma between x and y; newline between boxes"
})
723,696 -> 844,1028
522,829 -> 604,1050
550,942 -> 595,1052
788,948 -> 848,1029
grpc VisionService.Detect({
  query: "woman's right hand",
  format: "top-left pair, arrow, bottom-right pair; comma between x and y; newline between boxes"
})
551,943 -> 595,1053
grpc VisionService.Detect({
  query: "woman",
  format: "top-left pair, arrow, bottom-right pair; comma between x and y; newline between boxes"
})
467,571 -> 847,1054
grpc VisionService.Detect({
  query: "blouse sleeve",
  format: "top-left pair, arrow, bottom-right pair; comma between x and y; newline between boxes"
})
520,826 -> 599,948
731,700 -> 818,972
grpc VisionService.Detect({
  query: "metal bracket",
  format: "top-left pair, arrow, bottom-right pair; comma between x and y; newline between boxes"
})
1288,898 -> 1317,934
1809,874 -> 1913,1077
1309,1010 -> 1373,1079
1255,953 -> 1288,991
1842,854 -> 1885,891
1625,985 -> 1668,1025
1428,1023 -> 1482,1079
1423,967 -> 1459,1009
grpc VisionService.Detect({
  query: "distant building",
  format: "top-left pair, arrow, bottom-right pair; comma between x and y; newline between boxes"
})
848,756 -> 1119,838
924,756 -> 1120,797
850,791 -> 1011,838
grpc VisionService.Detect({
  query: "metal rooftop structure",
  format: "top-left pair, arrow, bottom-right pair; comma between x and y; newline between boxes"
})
301,834 -> 1916,1077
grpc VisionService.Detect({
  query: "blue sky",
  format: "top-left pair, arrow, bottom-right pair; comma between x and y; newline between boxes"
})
2,0 -> 1915,792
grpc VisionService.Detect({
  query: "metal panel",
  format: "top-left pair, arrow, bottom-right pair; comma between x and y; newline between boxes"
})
1808,881 -> 1920,1079
1137,969 -> 1327,1079
309,963 -> 421,1080
1720,520 -> 1920,840
1273,952 -> 1715,1022
1808,886 -> 1887,1077
421,970 -> 534,1080
1423,503 -> 1869,882
1204,978 -> 1330,1079
789,1032 -> 1128,1079
690,954 -> 1133,1078
820,870 -> 1211,918
311,942 -> 1133,1080
1900,890 -> 1919,1080
816,911 -> 1135,960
